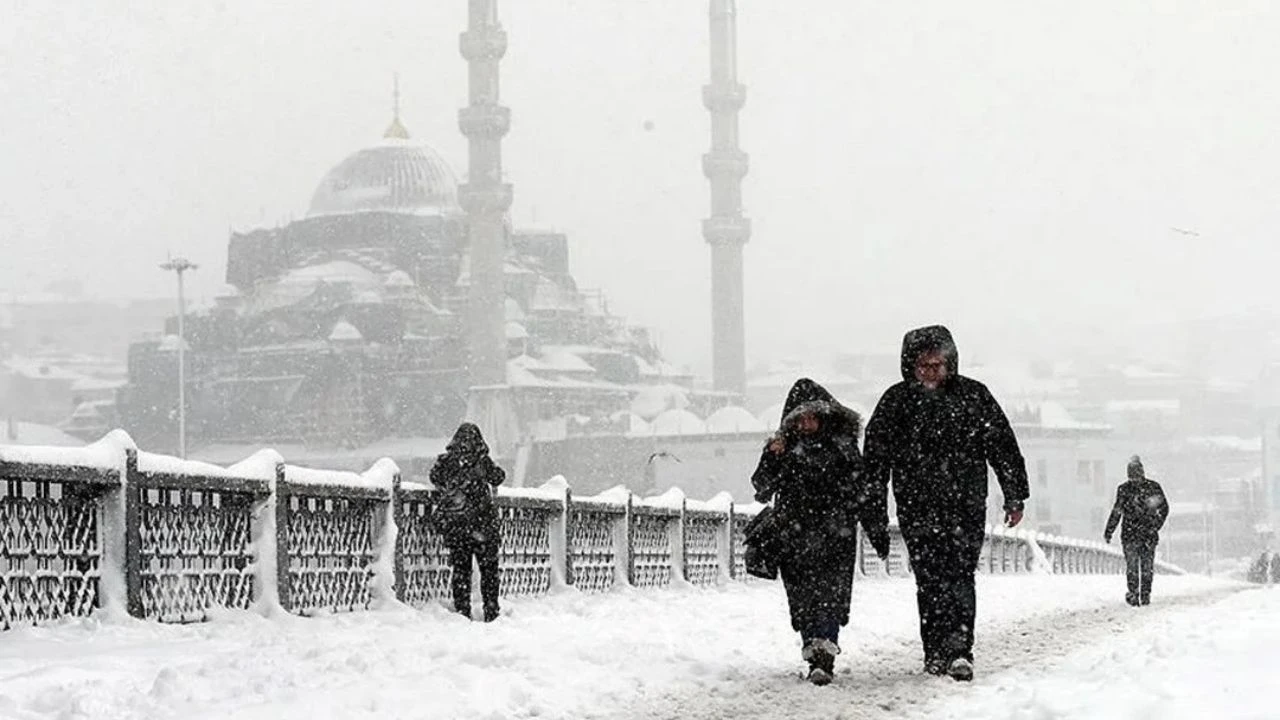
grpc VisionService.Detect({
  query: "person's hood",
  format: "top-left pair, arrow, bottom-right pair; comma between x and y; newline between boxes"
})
1127,455 -> 1145,480
445,422 -> 489,460
900,325 -> 960,381
778,378 -> 862,438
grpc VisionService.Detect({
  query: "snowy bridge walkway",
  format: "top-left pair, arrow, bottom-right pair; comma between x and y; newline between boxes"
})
0,574 -> 1268,720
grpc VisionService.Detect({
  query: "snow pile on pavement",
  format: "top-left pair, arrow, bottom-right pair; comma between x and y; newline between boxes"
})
0,574 -> 1243,720
929,583 -> 1280,720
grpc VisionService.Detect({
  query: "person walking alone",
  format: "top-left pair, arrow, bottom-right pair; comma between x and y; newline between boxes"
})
1104,455 -> 1169,606
430,423 -> 506,622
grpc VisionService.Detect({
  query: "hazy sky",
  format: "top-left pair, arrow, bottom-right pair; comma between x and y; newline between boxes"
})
3,1 -> 1279,375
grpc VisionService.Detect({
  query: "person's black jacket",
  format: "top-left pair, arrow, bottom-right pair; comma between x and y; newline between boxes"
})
863,326 -> 1029,535
1104,477 -> 1169,546
429,423 -> 505,545
751,379 -> 883,562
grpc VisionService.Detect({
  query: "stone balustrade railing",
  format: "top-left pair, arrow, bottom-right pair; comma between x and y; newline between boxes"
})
0,431 -> 1181,631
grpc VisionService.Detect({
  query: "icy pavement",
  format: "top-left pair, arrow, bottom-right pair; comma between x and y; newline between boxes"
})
0,574 -> 1251,720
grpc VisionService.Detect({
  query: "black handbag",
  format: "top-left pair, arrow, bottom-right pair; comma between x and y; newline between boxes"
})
741,505 -> 780,580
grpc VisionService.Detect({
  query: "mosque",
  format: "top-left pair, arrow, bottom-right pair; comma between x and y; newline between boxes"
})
115,2 -> 761,495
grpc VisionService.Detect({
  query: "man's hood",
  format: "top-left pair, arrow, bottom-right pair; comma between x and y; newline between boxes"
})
900,325 -> 960,381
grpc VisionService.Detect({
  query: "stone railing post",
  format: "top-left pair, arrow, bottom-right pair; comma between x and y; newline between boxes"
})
92,439 -> 131,620
369,469 -> 400,607
551,485 -> 572,588
717,501 -> 733,584
673,497 -> 688,583
623,492 -> 636,587
273,462 -> 291,613
247,459 -> 283,614
123,447 -> 143,619
391,472 -> 406,603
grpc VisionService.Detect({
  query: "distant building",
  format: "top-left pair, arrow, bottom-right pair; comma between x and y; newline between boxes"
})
996,402 -> 1126,539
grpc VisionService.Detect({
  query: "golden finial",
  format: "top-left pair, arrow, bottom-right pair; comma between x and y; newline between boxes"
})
383,72 -> 410,139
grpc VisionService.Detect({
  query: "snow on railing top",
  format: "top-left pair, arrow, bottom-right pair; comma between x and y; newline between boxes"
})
575,485 -> 633,506
637,487 -> 685,511
497,475 -> 568,503
228,449 -> 285,481
688,491 -> 734,514
0,429 -> 134,472
137,450 -> 277,481
282,458 -> 399,492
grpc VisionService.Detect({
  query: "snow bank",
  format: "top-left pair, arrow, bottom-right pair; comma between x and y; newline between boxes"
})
0,575 -> 1237,720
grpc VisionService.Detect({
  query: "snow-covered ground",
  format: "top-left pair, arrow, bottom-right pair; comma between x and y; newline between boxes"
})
0,574 -> 1255,720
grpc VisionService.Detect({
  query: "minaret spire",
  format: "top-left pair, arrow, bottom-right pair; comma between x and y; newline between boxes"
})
704,0 -> 750,396
383,72 -> 411,140
459,0 -> 512,386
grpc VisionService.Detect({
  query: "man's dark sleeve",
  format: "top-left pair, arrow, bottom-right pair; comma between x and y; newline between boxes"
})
485,457 -> 506,487
859,392 -> 894,546
1104,485 -> 1124,541
979,385 -> 1029,511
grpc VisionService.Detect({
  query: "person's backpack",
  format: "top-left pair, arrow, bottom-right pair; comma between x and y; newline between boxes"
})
430,484 -> 471,542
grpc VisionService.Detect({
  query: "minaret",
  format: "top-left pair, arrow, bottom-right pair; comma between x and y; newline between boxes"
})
703,0 -> 751,396
459,0 -> 512,386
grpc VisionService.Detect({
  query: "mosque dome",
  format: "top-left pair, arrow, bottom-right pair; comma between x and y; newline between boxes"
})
307,115 -> 460,217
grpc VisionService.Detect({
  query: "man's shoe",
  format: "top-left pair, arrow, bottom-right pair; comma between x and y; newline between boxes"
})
924,657 -> 948,676
947,658 -> 974,682
807,667 -> 833,686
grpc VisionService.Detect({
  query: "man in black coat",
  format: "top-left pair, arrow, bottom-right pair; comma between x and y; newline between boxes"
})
1104,456 -> 1169,606
863,326 -> 1029,681
430,423 -> 506,622
751,378 -> 888,686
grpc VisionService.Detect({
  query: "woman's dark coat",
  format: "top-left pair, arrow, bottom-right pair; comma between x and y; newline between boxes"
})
750,379 -> 868,632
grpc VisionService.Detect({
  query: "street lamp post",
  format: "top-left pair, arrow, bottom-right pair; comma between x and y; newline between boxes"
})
160,257 -> 198,458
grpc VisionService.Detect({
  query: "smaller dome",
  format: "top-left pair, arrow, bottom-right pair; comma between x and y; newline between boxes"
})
706,406 -> 767,434
384,270 -> 415,288
756,403 -> 784,429
329,320 -> 363,343
651,408 -> 706,436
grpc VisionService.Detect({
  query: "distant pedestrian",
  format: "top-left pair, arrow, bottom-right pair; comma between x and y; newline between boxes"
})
1104,456 -> 1169,607
863,325 -> 1029,681
750,378 -> 889,686
430,423 -> 505,622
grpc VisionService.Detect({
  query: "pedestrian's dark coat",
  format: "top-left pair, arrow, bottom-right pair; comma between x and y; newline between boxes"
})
1104,477 -> 1169,546
750,378 -> 867,632
863,325 -> 1029,546
429,423 -> 506,545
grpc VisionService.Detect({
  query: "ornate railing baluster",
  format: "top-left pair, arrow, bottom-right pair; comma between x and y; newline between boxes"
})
0,458 -> 118,631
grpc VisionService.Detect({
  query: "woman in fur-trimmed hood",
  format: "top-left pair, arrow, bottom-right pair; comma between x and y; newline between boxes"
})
750,378 -> 884,686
